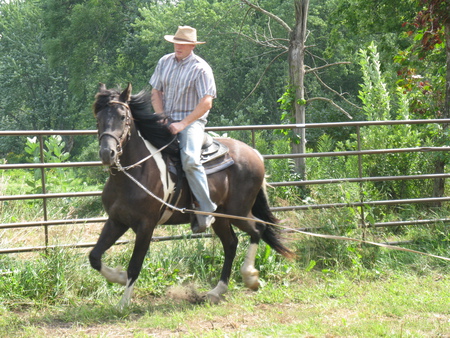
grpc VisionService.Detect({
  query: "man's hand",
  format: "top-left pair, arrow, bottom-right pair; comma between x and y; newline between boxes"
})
168,121 -> 187,134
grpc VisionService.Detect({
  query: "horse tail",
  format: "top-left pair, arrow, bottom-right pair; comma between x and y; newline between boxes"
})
252,181 -> 296,259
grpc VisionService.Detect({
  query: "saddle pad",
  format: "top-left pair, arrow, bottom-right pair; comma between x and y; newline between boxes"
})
167,139 -> 234,176
160,139 -> 234,223
204,153 -> 234,175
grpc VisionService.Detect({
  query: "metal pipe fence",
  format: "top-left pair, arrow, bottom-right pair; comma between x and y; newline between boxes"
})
1,119 -> 450,254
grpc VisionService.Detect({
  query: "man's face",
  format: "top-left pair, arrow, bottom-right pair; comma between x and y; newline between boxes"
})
174,43 -> 195,61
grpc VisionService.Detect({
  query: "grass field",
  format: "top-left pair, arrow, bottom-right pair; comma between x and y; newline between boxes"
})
1,227 -> 450,337
2,170 -> 450,337
1,268 -> 450,337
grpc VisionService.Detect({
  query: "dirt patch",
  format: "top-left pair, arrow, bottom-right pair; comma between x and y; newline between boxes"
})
166,285 -> 206,304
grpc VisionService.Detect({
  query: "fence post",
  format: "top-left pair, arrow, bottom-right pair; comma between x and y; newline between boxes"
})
38,135 -> 49,250
356,126 -> 366,239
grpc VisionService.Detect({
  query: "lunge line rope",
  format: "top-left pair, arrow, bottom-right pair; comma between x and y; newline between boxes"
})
113,144 -> 450,263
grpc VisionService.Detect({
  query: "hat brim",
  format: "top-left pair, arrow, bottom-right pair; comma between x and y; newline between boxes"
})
164,35 -> 206,45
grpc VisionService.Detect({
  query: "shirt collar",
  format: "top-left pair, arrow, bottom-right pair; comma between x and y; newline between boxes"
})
173,51 -> 195,64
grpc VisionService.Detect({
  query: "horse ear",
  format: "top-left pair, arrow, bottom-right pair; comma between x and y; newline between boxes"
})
99,83 -> 106,91
120,83 -> 132,103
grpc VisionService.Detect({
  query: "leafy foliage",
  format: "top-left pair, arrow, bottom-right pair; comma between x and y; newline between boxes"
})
394,0 -> 448,119
306,44 -> 436,206
24,136 -> 86,194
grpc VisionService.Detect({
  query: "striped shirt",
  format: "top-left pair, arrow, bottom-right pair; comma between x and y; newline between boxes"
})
149,52 -> 216,122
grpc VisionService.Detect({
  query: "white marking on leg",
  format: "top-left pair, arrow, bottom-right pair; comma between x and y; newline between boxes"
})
206,280 -> 228,304
100,263 -> 128,285
118,278 -> 134,310
240,243 -> 260,290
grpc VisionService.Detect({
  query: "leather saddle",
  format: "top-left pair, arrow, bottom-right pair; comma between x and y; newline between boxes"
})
160,134 -> 234,221
166,133 -> 234,176
200,133 -> 234,174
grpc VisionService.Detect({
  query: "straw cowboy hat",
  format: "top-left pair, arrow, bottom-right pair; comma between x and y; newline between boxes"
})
164,26 -> 206,45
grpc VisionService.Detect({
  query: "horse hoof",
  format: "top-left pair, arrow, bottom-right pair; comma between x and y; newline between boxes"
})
206,291 -> 222,304
206,280 -> 228,304
243,269 -> 260,290
248,279 -> 260,291
100,264 -> 128,285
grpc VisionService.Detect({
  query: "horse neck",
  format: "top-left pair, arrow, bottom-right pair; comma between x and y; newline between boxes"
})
117,123 -> 151,168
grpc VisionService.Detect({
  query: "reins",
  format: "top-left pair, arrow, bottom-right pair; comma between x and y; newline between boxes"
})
118,135 -> 177,171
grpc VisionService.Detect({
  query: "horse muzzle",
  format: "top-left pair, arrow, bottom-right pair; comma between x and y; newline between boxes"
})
99,147 -> 118,166
98,133 -> 122,166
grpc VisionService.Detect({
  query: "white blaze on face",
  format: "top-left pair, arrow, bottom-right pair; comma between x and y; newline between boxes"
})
138,132 -> 176,223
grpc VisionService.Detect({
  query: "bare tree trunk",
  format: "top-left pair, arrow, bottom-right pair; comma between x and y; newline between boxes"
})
432,21 -> 450,204
288,0 -> 309,178
241,0 -> 351,177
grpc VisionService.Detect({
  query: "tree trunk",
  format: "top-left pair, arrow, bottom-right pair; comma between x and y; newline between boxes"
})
288,0 -> 309,178
432,21 -> 450,204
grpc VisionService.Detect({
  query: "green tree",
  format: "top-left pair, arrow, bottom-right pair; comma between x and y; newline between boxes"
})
241,0 -> 357,177
396,0 -> 450,201
0,1 -> 71,130
308,44 -> 435,202
0,0 -> 77,156
40,0 -> 148,101
132,0 -> 289,126
328,0 -> 417,79
0,0 -> 153,157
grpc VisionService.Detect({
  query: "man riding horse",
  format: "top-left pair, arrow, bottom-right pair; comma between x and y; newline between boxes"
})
149,26 -> 216,233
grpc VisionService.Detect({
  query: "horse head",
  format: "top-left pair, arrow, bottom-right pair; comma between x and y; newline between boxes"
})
94,83 -> 133,166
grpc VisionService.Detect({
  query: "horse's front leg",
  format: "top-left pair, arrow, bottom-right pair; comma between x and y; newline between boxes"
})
89,219 -> 129,284
207,218 -> 238,304
117,225 -> 155,310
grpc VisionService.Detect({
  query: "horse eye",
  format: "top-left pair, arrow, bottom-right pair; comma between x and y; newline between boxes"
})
121,115 -> 126,121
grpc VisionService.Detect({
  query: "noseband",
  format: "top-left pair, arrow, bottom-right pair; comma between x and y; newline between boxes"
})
98,100 -> 132,157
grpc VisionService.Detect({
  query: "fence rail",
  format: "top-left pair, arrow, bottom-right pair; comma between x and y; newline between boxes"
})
2,119 -> 450,254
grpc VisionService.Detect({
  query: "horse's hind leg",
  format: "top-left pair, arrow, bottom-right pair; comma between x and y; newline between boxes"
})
241,240 -> 260,290
207,217 -> 238,304
230,218 -> 263,291
89,219 -> 129,285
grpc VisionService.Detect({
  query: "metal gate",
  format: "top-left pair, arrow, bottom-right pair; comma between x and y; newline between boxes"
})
1,119 -> 450,254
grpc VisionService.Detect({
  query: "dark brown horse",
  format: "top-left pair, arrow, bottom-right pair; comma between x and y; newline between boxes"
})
89,83 -> 294,308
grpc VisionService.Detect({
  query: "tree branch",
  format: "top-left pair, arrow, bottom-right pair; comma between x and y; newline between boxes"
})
306,97 -> 353,119
305,62 -> 351,73
311,70 -> 362,110
235,50 -> 289,111
233,31 -> 289,49
241,0 -> 292,33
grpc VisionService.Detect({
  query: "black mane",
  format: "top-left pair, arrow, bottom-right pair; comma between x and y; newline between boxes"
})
129,90 -> 179,153
94,88 -> 179,154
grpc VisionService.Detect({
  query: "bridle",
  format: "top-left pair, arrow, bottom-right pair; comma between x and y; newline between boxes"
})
97,98 -> 177,171
97,100 -> 132,157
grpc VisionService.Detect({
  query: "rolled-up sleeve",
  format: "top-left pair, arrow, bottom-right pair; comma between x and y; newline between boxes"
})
196,67 -> 216,99
149,59 -> 163,91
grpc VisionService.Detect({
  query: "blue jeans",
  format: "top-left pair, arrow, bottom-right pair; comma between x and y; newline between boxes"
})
177,120 -> 217,213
